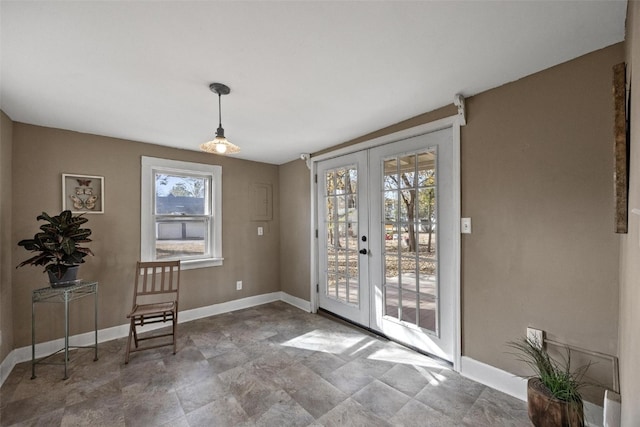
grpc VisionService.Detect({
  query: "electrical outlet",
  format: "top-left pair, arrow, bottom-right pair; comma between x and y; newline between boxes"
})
236,280 -> 242,291
527,327 -> 544,349
258,227 -> 264,236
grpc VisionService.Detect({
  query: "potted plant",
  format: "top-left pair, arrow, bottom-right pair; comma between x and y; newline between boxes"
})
508,337 -> 589,427
16,210 -> 94,286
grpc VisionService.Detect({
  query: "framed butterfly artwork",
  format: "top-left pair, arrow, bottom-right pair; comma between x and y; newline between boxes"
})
62,174 -> 104,214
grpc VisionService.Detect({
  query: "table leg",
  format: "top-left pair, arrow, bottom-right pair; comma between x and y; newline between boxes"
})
63,295 -> 69,380
31,295 -> 36,380
94,285 -> 98,361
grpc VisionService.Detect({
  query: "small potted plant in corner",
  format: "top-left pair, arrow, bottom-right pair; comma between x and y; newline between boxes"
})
508,337 -> 589,427
16,210 -> 94,287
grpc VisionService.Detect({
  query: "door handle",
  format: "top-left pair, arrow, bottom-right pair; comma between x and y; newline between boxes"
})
359,248 -> 368,255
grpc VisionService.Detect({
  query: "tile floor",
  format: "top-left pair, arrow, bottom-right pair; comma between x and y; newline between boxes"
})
0,302 -> 530,426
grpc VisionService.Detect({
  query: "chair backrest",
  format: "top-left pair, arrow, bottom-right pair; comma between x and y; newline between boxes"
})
133,260 -> 181,306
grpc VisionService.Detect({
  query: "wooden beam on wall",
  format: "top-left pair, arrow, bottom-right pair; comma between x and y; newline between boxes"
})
613,62 -> 628,234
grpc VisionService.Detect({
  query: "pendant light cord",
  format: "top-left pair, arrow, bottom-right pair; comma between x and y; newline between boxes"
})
218,94 -> 222,128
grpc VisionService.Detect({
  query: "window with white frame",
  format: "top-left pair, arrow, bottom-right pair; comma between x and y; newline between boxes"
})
141,156 -> 222,269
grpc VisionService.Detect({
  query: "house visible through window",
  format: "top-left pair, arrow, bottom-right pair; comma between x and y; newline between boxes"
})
141,157 -> 222,269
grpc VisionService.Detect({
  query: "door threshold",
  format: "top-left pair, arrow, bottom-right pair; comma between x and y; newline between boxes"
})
318,308 -> 452,368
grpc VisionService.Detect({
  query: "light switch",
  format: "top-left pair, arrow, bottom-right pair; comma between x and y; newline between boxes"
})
258,226 -> 264,236
461,217 -> 472,234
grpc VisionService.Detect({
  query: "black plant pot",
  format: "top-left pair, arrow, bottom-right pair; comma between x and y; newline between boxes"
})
47,266 -> 80,287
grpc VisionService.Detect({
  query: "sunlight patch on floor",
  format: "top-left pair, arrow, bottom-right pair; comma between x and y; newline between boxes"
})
414,364 -> 449,385
367,345 -> 450,370
281,330 -> 369,354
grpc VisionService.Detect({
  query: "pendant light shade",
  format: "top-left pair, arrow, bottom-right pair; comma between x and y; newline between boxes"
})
200,83 -> 240,155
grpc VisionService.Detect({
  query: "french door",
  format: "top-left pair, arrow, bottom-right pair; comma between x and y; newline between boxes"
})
317,127 -> 456,362
317,151 -> 370,326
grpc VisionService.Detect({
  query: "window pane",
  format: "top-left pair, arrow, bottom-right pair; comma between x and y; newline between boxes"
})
325,171 -> 335,196
336,277 -> 347,302
400,256 -> 418,291
155,219 -> 207,259
419,292 -> 436,332
401,290 -> 417,325
383,158 -> 399,190
385,285 -> 399,319
345,167 -> 358,195
327,273 -> 337,298
399,155 -> 416,188
385,254 -> 399,286
335,168 -> 346,194
400,191 -> 414,222
155,173 -> 208,215
417,151 -> 436,187
384,191 -> 398,222
325,196 -> 335,220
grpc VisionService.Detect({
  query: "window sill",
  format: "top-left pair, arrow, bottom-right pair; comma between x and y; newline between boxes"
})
178,258 -> 224,271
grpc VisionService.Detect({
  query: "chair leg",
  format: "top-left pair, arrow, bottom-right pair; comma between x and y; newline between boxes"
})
125,318 -> 134,364
172,315 -> 177,355
132,320 -> 139,348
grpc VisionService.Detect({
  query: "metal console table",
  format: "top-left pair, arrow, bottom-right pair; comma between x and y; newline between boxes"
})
31,280 -> 98,380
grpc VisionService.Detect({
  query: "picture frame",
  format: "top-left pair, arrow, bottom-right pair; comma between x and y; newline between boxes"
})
62,174 -> 104,214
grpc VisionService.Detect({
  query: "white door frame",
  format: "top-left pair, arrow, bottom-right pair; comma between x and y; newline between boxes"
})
309,113 -> 463,371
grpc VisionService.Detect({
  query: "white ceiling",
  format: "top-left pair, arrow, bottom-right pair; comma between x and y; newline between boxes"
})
1,1 -> 627,165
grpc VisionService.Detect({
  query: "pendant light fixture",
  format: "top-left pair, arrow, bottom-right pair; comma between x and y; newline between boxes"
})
200,83 -> 240,155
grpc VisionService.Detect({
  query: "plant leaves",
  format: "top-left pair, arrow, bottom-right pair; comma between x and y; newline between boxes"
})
16,210 -> 94,272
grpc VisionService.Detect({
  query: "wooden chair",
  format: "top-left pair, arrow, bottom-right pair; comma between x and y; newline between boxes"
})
124,260 -> 180,364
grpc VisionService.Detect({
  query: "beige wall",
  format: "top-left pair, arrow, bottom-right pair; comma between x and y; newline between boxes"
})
0,111 -> 13,362
11,124 -> 280,348
462,44 -> 622,375
619,1 -> 640,424
279,159 -> 311,301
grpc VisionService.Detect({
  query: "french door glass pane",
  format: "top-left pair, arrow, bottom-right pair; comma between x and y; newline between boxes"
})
384,192 -> 398,222
385,286 -> 399,319
400,290 -> 417,324
324,165 -> 360,307
384,254 -> 400,286
325,197 -> 335,219
398,155 -> 416,188
417,151 -> 436,186
419,291 -> 436,331
381,148 -> 438,334
327,273 -> 337,298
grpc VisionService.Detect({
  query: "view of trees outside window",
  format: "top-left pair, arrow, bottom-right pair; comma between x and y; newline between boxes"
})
156,174 -> 205,199
324,166 -> 360,306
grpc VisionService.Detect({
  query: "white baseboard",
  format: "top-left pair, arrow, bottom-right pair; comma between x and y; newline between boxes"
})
460,356 -> 528,401
178,292 -> 283,323
279,291 -> 311,312
584,400 -> 604,427
460,356 -> 603,427
0,349 -> 18,387
0,291 -> 309,386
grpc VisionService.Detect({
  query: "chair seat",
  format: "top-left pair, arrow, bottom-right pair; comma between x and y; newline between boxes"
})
127,301 -> 176,318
